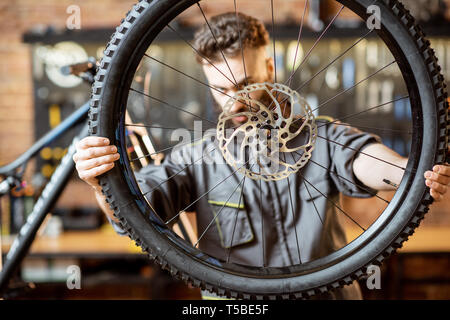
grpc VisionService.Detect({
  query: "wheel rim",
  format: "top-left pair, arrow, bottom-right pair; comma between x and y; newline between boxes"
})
92,0 -> 446,295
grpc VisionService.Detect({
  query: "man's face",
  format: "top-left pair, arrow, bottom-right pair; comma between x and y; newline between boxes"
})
202,47 -> 274,126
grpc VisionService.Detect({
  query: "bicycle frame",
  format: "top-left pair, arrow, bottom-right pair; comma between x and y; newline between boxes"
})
0,101 -> 90,295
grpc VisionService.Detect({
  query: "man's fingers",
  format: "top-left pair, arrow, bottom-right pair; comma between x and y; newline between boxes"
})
424,170 -> 450,186
433,164 -> 450,177
430,189 -> 443,202
76,137 -> 110,150
424,164 -> 450,202
76,145 -> 117,160
78,162 -> 115,181
76,153 -> 120,171
426,179 -> 447,194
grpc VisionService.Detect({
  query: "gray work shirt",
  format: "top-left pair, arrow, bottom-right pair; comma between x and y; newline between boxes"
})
109,118 -> 381,299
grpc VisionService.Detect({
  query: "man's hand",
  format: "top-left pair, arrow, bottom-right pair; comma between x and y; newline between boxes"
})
73,136 -> 120,222
424,162 -> 450,202
73,136 -> 120,191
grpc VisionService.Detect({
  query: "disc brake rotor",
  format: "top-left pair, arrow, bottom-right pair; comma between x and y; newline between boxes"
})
217,82 -> 317,181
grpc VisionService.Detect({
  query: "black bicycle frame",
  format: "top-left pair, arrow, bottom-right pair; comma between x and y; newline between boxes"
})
0,101 -> 90,295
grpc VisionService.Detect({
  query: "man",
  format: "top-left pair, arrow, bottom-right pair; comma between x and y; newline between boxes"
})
73,13 -> 449,299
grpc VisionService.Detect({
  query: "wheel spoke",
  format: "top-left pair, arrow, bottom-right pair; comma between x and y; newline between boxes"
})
301,154 -> 390,204
197,3 -> 238,85
315,120 -> 412,134
301,174 -> 366,231
130,87 -> 217,126
144,55 -> 231,100
270,0 -> 277,83
288,153 -> 324,226
226,174 -> 247,263
271,27 -> 373,111
259,169 -> 265,267
125,123 -> 211,133
194,172 -> 247,247
310,60 -> 396,114
166,159 -> 250,225
143,55 -> 254,110
291,60 -> 397,127
303,180 -> 324,225
315,95 -> 410,130
234,0 -> 248,87
316,133 -> 409,172
141,146 -> 217,199
285,4 -> 345,85
267,3 -> 343,112
284,154 -> 302,264
116,145 -> 216,215
287,0 -> 309,87
130,133 -> 212,162
296,29 -> 372,92
166,24 -> 237,88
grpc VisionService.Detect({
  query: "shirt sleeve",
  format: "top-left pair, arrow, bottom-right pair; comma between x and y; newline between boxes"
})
324,119 -> 382,198
133,148 -> 196,224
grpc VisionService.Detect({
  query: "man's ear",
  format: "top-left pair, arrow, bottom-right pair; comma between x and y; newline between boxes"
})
266,57 -> 275,81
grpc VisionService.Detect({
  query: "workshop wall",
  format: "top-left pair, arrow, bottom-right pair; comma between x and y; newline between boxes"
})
0,0 -> 136,167
1,0 -> 450,300
0,0 -> 449,216
2,0 -> 450,165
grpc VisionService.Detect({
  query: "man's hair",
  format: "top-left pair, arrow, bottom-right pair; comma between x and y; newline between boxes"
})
193,12 -> 269,63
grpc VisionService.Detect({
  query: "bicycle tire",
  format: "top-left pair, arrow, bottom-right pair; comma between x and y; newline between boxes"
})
88,0 -> 449,299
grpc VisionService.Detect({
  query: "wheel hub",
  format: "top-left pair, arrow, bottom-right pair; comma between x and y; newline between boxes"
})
216,82 -> 317,181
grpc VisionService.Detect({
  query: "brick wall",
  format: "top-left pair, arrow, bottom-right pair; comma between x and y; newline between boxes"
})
0,0 -> 309,168
0,0 -> 306,208
0,1 -> 449,216
1,0 -> 449,166
0,0 -> 137,168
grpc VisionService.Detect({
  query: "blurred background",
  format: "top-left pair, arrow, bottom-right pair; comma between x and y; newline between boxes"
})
0,0 -> 449,299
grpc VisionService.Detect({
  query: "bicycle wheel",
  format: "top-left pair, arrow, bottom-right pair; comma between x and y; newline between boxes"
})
89,0 -> 448,299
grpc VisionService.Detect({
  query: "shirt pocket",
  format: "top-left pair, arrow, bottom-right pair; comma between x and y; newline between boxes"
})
208,200 -> 254,249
